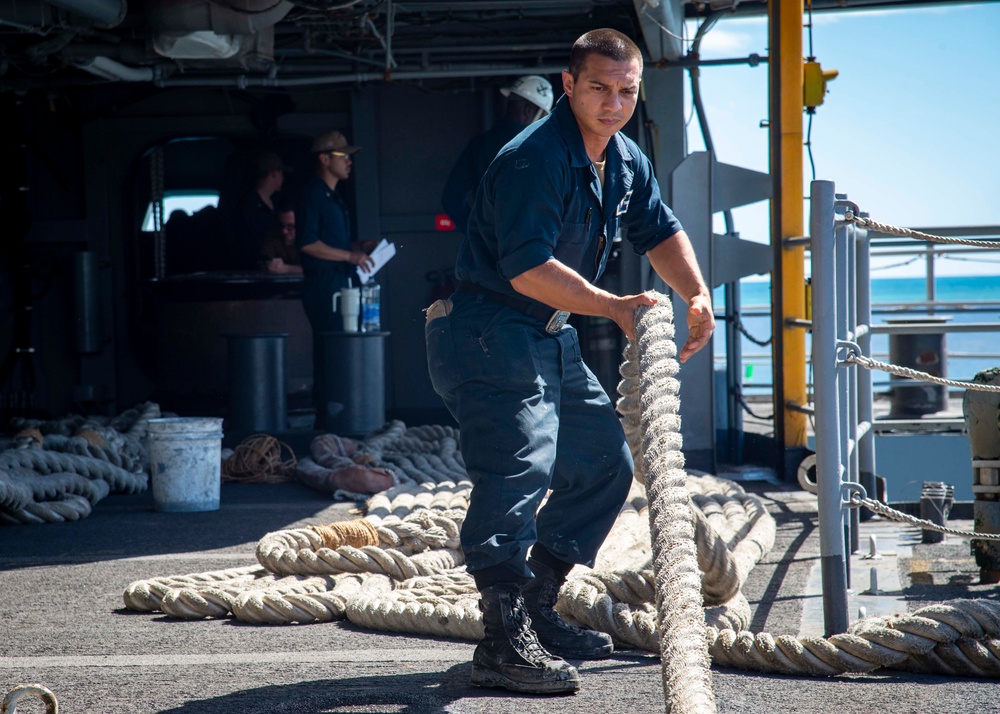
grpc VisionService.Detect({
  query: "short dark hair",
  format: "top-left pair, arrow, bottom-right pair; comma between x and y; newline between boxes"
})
568,28 -> 643,79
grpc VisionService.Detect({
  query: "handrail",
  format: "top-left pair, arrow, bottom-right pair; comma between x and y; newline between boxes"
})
804,182 -> 1000,640
869,322 -> 1000,335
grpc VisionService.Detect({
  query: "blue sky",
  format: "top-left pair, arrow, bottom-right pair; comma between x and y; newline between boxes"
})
684,2 -> 1000,278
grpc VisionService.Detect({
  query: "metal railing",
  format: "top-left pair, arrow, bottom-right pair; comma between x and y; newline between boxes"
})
804,180 -> 1000,637
713,238 -> 1000,403
806,181 -> 869,636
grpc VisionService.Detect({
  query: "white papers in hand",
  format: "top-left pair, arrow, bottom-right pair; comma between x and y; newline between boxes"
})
356,238 -> 396,284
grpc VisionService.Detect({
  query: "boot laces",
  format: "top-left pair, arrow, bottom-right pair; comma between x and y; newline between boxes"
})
537,578 -> 589,635
508,593 -> 555,663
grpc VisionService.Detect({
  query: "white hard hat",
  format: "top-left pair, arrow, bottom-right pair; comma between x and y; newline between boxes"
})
500,75 -> 554,114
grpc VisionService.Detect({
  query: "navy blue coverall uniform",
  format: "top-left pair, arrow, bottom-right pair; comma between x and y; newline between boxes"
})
425,94 -> 683,589
441,118 -> 526,235
296,173 -> 356,428
295,173 -> 354,334
231,190 -> 282,270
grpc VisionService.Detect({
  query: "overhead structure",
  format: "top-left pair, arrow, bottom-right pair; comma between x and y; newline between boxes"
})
632,0 -> 685,63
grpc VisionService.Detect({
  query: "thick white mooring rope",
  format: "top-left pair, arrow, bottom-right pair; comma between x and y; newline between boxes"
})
0,403 -> 157,524
622,298 -> 715,714
119,301 -> 1000,714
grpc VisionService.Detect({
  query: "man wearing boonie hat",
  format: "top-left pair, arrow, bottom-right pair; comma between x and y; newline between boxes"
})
441,75 -> 553,235
296,130 -> 377,421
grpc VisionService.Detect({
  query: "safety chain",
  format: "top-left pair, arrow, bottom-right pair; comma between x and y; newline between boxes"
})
844,211 -> 1000,248
845,353 -> 1000,394
738,391 -> 773,421
734,316 -> 772,347
850,492 -> 1000,541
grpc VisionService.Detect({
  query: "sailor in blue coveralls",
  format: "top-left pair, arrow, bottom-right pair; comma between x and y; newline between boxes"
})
425,29 -> 715,695
296,130 -> 375,333
296,130 -> 376,426
441,75 -> 554,235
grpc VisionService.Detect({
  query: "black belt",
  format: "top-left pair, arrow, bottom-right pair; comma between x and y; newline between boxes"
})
456,281 -> 570,333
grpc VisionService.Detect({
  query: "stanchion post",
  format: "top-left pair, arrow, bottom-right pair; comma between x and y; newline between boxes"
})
810,179 -> 850,636
855,221 -> 877,511
835,219 -> 854,570
847,222 -> 861,554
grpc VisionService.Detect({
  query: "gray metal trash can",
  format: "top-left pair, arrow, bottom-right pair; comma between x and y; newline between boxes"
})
919,480 -> 954,544
316,331 -> 388,436
887,316 -> 949,417
225,332 -> 288,435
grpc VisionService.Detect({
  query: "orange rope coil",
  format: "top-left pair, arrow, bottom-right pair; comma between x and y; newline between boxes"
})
222,434 -> 296,484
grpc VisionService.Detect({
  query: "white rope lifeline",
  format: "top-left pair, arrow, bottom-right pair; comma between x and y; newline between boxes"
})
845,354 -> 1000,394
845,212 -> 1000,249
851,494 -> 1000,541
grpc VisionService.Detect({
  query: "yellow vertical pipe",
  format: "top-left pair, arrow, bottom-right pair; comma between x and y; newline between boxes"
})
772,0 -> 808,449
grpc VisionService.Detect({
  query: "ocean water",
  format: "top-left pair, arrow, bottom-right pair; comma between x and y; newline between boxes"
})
716,275 -> 1000,394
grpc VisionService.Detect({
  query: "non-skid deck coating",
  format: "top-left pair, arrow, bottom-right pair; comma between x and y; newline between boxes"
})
2,479 -> 998,714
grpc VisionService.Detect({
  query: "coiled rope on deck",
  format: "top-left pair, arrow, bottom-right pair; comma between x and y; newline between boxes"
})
0,403 -> 158,524
0,449 -> 146,493
619,300 -> 1000,691
39,432 -> 145,473
293,423 -> 466,500
222,434 -> 296,484
9,401 -> 159,440
121,302 -> 1000,709
121,298 -> 775,694
253,481 -> 469,578
123,564 -> 266,613
708,599 -> 1000,677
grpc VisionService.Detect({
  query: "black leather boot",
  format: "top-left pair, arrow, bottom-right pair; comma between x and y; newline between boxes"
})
471,583 -> 580,694
522,557 -> 614,660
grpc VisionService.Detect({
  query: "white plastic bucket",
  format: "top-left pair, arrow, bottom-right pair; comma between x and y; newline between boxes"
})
146,417 -> 224,512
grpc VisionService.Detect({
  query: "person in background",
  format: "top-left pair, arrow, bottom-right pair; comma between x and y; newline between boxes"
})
296,130 -> 375,333
441,75 -> 553,235
259,203 -> 302,275
424,29 -> 715,695
230,151 -> 287,269
296,130 -> 376,428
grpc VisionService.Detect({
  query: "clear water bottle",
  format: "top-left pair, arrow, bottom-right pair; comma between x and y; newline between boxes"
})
360,280 -> 381,332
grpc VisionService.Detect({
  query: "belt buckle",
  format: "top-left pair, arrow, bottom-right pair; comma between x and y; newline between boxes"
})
545,310 -> 570,334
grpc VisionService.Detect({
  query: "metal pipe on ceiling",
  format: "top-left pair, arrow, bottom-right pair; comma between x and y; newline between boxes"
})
0,0 -> 49,31
386,43 -> 569,54
280,47 -> 388,69
76,55 -> 154,80
390,0 -> 602,10
46,0 -> 125,27
157,62 -> 569,87
717,0 -> 981,18
147,0 -> 293,35
79,50 -> 766,88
